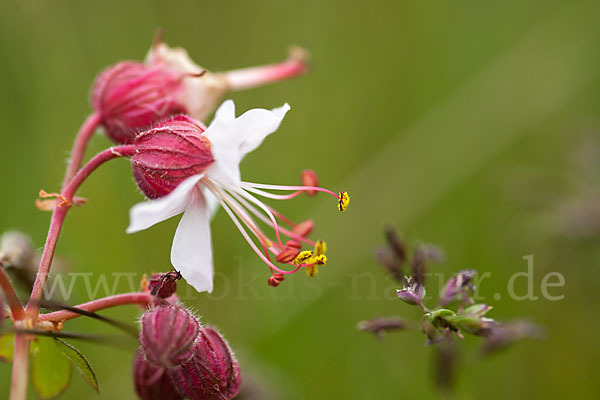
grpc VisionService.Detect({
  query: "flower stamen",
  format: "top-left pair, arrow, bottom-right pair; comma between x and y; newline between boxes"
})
241,182 -> 350,211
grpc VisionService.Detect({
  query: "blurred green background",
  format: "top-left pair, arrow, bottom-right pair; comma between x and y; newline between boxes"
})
1,0 -> 599,398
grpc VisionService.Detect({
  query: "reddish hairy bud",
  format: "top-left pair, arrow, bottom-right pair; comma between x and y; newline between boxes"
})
169,327 -> 241,400
148,270 -> 181,298
131,115 -> 214,199
268,273 -> 285,287
91,61 -> 187,144
292,220 -> 314,237
133,350 -> 182,400
140,305 -> 200,368
301,169 -> 319,196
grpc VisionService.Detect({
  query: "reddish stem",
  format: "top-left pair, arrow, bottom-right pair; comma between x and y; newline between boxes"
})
10,335 -> 30,400
0,265 -> 25,320
61,113 -> 102,189
26,145 -> 136,318
224,48 -> 309,91
38,292 -> 154,323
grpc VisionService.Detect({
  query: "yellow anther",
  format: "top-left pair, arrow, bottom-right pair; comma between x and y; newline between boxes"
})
313,255 -> 327,265
338,191 -> 350,212
314,240 -> 327,256
306,264 -> 319,277
292,250 -> 313,265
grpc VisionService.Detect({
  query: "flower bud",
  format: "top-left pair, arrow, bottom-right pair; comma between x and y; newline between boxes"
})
301,170 -> 319,196
452,315 -> 500,337
140,305 -> 200,368
169,327 -> 241,400
133,350 -> 182,400
463,303 -> 491,318
396,276 -> 425,306
148,270 -> 181,299
91,61 -> 188,144
440,269 -> 476,306
131,115 -> 214,199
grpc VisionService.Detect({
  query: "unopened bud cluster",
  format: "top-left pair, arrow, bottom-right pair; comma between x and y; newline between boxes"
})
134,304 -> 240,400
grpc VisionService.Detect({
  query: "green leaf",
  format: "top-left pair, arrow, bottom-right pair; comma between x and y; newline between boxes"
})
31,337 -> 72,400
0,334 -> 15,362
54,339 -> 99,394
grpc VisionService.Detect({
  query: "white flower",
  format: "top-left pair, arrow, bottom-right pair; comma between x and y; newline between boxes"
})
127,100 -> 348,293
127,100 -> 292,292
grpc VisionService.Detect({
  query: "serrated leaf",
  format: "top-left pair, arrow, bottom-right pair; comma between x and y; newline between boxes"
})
54,339 -> 99,393
0,334 -> 15,362
31,337 -> 72,400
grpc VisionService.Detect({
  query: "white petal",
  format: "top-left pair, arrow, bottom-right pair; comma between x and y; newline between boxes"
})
202,188 -> 220,220
213,99 -> 236,122
203,100 -> 290,187
235,103 -> 290,156
126,175 -> 203,233
171,194 -> 214,293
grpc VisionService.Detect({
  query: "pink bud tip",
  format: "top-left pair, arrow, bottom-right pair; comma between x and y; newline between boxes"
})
91,61 -> 187,144
301,169 -> 319,196
133,350 -> 183,400
168,327 -> 241,400
148,270 -> 181,299
140,305 -> 200,368
131,115 -> 214,199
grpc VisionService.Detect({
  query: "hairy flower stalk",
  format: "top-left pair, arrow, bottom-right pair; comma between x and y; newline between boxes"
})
5,145 -> 137,400
61,113 -> 103,188
127,101 -> 349,292
0,264 -> 25,321
38,292 -> 154,323
27,145 -> 136,318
